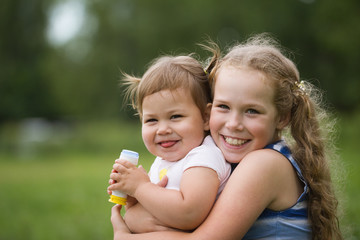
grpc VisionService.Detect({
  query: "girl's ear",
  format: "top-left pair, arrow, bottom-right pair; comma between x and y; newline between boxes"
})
276,112 -> 290,130
203,103 -> 212,131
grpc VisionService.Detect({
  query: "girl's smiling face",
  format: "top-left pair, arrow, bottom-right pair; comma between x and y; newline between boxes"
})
210,65 -> 284,163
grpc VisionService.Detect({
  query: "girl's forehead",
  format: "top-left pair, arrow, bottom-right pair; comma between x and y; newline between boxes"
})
214,66 -> 275,102
219,65 -> 272,87
216,65 -> 267,82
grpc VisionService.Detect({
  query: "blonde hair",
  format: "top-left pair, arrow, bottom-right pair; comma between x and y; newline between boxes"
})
122,55 -> 211,119
204,34 -> 342,240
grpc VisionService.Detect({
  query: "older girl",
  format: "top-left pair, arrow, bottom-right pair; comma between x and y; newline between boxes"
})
111,34 -> 342,239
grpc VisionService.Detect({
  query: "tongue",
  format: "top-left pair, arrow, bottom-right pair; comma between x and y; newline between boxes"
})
161,141 -> 177,148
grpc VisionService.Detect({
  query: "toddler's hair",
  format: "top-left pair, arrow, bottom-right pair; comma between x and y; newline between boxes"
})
122,55 -> 211,119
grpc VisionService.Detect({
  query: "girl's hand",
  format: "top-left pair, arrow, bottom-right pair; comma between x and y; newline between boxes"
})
108,160 -> 150,196
111,205 -> 131,238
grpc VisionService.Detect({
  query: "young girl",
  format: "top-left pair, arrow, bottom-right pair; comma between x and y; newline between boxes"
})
108,55 -> 231,233
110,34 -> 343,239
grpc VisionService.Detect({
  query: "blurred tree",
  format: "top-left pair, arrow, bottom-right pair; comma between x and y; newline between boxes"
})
0,0 -> 59,122
1,0 -> 359,122
76,0 -> 360,115
309,0 -> 360,111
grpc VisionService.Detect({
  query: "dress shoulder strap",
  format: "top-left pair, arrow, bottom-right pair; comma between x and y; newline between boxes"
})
265,140 -> 309,201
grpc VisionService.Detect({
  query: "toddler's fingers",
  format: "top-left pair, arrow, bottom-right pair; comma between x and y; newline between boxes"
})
157,175 -> 168,188
115,159 -> 136,168
113,163 -> 127,173
108,183 -> 120,191
110,172 -> 121,182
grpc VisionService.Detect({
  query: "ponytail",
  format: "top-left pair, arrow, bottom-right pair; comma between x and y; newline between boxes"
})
289,80 -> 342,240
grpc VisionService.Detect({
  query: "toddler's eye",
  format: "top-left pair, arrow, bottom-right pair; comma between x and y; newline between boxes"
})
170,114 -> 182,120
145,118 -> 157,123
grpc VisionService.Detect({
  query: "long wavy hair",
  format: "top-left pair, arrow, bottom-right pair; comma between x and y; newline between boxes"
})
203,34 -> 343,240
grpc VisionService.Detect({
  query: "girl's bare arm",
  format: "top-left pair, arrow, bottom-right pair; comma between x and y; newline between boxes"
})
109,160 -> 220,230
111,150 -> 300,239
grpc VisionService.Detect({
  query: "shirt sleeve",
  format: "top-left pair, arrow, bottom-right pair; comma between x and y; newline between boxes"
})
182,136 -> 231,184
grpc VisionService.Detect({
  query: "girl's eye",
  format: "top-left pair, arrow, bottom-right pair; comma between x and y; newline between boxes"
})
170,114 -> 182,120
217,104 -> 230,110
246,109 -> 259,114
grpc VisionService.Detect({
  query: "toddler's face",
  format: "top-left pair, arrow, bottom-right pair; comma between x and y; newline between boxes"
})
210,66 -> 282,163
141,88 -> 209,162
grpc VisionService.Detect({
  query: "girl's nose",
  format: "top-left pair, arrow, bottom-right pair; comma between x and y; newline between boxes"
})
225,114 -> 244,131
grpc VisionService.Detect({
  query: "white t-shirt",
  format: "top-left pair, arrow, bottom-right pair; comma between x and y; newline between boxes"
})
149,135 -> 231,197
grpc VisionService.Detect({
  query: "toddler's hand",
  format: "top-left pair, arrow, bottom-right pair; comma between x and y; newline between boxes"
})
108,159 -> 150,196
107,168 -> 117,195
157,174 -> 168,188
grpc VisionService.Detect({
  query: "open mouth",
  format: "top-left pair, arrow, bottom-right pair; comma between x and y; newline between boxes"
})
224,136 -> 249,146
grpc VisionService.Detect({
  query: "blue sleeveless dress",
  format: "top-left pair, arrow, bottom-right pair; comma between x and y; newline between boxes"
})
240,140 -> 312,239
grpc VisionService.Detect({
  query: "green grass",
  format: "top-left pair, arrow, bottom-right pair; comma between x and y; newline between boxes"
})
0,156 -> 113,240
0,119 -> 154,240
0,113 -> 359,239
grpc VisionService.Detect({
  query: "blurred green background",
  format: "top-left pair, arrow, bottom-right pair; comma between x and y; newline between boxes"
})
0,0 -> 359,239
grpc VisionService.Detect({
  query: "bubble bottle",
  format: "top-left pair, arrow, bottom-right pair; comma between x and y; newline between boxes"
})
109,149 -> 139,205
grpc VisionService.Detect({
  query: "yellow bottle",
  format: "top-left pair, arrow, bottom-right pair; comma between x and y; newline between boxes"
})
109,149 -> 139,205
